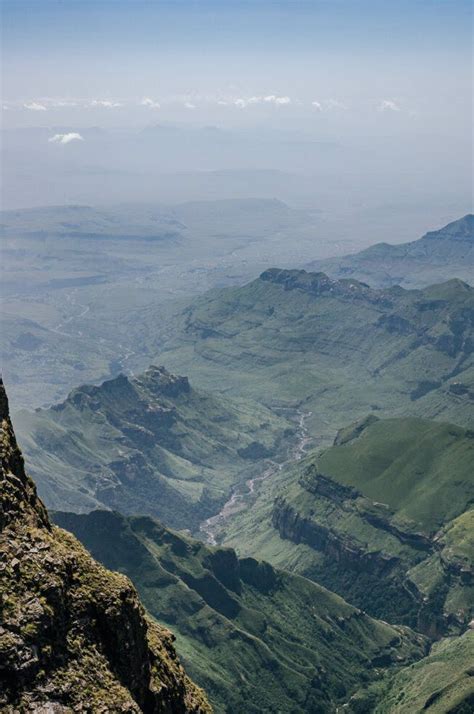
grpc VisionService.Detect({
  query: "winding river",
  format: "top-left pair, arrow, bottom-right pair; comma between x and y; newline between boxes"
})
200,409 -> 313,545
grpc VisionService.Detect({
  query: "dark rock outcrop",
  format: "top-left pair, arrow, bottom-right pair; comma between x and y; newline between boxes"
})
0,379 -> 210,713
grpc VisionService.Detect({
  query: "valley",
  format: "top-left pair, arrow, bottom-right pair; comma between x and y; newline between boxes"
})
2,209 -> 473,713
0,199 -> 326,409
13,365 -> 295,532
3,211 -> 471,415
215,416 -> 473,631
200,409 -> 313,545
3,2 -> 472,711
53,507 -> 428,714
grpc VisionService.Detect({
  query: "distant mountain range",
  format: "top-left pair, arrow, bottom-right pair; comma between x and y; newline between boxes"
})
1,198 -> 323,410
0,198 -> 312,243
305,215 -> 474,288
15,365 -> 293,531
154,269 -> 474,439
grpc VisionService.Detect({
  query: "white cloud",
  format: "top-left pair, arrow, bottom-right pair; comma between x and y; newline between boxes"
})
184,101 -> 196,109
89,99 -> 122,108
377,99 -> 401,112
311,99 -> 345,112
50,100 -> 79,107
234,94 -> 291,108
263,94 -> 291,105
141,96 -> 161,109
48,132 -> 84,145
322,98 -> 346,110
234,96 -> 259,108
24,102 -> 47,111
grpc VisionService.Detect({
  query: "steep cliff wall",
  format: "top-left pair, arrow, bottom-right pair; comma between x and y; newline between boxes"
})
0,379 -> 210,713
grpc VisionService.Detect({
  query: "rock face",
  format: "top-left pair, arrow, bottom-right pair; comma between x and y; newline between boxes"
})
0,379 -> 210,713
270,416 -> 474,636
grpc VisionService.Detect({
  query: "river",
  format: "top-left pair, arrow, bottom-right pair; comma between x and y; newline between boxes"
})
200,409 -> 313,545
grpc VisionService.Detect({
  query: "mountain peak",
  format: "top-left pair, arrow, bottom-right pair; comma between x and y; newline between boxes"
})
137,364 -> 191,397
261,267 -> 352,290
302,214 -> 474,289
259,267 -> 388,303
423,214 -> 474,241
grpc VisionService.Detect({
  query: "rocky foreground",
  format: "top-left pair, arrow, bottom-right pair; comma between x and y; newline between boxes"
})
0,379 -> 210,713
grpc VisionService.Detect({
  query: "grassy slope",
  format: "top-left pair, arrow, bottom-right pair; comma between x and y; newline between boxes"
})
314,417 -> 474,532
407,509 -> 474,629
14,365 -> 293,532
54,509 -> 427,714
154,271 -> 474,441
217,416 -> 474,631
368,632 -> 474,714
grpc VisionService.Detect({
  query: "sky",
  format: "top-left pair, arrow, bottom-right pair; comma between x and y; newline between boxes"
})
0,0 -> 472,228
1,0 -> 472,132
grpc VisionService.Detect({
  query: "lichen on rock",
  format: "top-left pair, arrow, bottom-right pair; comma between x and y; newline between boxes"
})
0,379 -> 211,713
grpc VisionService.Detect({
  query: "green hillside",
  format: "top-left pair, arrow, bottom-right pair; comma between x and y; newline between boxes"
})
54,509 -> 427,714
364,631 -> 474,714
14,365 -> 293,532
314,417 -> 474,532
153,270 -> 474,440
306,215 -> 474,289
1,198 -> 321,410
218,416 -> 474,633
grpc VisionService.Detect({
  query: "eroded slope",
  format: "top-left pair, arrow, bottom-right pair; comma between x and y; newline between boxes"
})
54,508 -> 427,714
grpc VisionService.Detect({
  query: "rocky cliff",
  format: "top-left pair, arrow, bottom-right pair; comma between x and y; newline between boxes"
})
270,416 -> 474,635
0,379 -> 210,713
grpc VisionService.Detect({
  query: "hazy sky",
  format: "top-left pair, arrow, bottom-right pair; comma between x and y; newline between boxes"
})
2,0 -> 472,135
1,0 -> 471,227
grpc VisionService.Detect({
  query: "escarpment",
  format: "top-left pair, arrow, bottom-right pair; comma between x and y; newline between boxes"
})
0,379 -> 210,713
270,416 -> 474,635
53,508 -> 428,714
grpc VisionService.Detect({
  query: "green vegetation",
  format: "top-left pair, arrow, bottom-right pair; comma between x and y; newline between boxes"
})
217,416 -> 473,633
15,365 -> 293,531
154,269 -> 474,440
365,632 -> 474,713
314,416 -> 474,532
54,509 -> 427,714
3,210 -> 473,711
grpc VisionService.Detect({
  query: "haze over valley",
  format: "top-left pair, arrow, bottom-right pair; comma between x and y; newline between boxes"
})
1,2 -> 473,712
